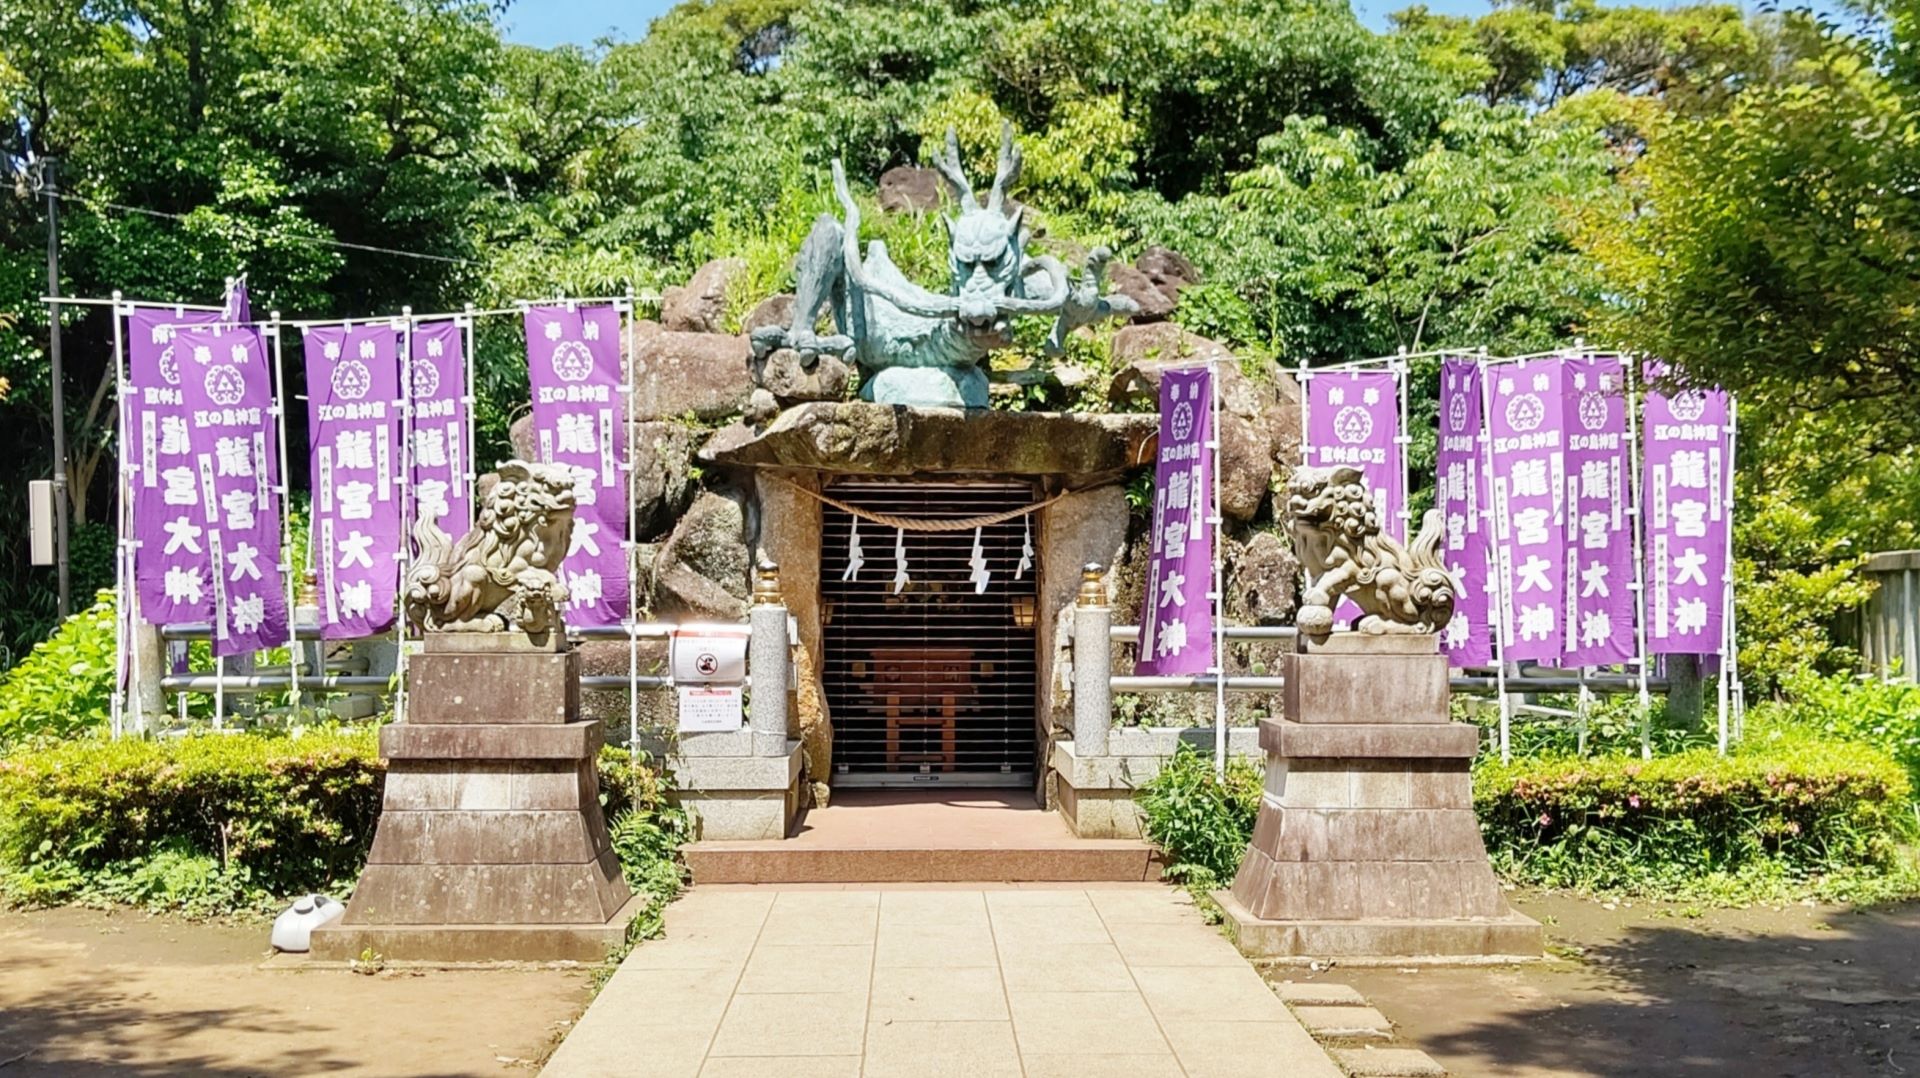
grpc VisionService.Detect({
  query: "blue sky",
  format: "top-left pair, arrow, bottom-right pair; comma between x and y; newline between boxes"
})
498,0 -> 1579,47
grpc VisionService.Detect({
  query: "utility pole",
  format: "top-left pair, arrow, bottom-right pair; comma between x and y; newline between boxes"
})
42,158 -> 71,620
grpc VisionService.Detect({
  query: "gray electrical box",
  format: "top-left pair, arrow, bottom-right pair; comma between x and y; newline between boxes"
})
28,480 -> 54,566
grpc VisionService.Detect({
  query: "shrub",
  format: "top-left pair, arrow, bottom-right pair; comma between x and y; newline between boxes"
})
0,590 -> 117,752
1475,733 -> 1916,900
1136,743 -> 1263,888
0,728 -> 383,912
0,733 -> 693,916
1754,670 -> 1920,792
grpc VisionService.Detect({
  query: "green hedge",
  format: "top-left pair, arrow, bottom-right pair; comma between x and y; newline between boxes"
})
1475,734 -> 1916,899
0,729 -> 383,911
0,730 -> 689,916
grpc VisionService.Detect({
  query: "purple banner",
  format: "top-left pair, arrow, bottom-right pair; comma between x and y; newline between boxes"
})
1562,357 -> 1635,666
1138,368 -> 1215,676
1436,358 -> 1493,666
1487,359 -> 1566,661
1305,370 -> 1404,536
1644,368 -> 1732,655
525,305 -> 629,627
175,326 -> 287,656
408,321 -> 473,541
305,324 -> 403,638
130,307 -> 221,624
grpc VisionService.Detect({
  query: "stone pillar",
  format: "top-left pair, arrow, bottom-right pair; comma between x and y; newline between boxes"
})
1217,635 -> 1542,960
749,561 -> 789,751
311,632 -> 638,963
1071,563 -> 1112,759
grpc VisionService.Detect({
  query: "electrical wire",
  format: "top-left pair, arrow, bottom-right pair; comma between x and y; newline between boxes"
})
45,188 -> 481,267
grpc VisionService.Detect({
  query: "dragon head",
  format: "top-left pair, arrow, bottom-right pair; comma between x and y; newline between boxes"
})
932,125 -> 1028,344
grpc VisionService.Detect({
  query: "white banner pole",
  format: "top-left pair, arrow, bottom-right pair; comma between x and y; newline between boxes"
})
1624,355 -> 1653,759
396,310 -> 415,726
624,287 -> 640,762
111,291 -> 129,739
1477,354 -> 1513,763
268,311 -> 301,714
1210,356 -> 1226,778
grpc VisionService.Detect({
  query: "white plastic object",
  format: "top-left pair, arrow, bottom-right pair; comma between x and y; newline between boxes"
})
271,894 -> 345,953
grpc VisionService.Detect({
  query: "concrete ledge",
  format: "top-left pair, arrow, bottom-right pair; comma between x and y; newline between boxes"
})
380,721 -> 601,761
408,650 -> 580,725
1214,888 -> 1543,962
667,742 -> 804,791
670,741 -> 806,841
1257,719 -> 1480,760
310,893 -> 641,964
684,842 -> 1163,884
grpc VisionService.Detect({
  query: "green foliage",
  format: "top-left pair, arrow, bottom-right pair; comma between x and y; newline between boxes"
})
0,591 -> 117,752
1475,734 -> 1918,901
1753,671 -> 1920,793
596,744 -> 691,902
0,728 -> 384,913
1135,744 -> 1262,888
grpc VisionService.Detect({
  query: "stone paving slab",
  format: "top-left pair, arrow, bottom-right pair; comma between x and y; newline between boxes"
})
541,884 -> 1346,1078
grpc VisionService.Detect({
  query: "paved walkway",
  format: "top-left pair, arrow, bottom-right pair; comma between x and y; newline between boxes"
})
542,884 -> 1345,1077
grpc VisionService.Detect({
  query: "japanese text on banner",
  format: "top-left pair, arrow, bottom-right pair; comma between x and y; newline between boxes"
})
1562,356 -> 1635,666
1643,365 -> 1732,655
1486,359 -> 1567,661
1436,357 -> 1492,666
174,326 -> 287,656
1137,368 -> 1215,676
408,321 -> 473,541
524,305 -> 629,627
304,324 -> 403,638
129,307 -> 221,625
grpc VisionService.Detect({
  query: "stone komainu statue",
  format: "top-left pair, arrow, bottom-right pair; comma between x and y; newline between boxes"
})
750,123 -> 1138,409
405,460 -> 576,636
1286,465 -> 1458,645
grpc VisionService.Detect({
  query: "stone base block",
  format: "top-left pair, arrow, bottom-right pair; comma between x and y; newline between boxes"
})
671,741 -> 806,840
1047,735 -> 1263,840
1056,782 -> 1143,839
1214,889 -> 1543,962
408,649 -> 580,724
310,893 -> 643,964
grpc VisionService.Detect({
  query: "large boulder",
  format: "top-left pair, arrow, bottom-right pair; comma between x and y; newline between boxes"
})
1227,529 -> 1300,625
507,414 -> 536,460
650,490 -> 753,622
1104,263 -> 1174,322
877,166 -> 944,213
1218,412 -> 1271,521
753,348 -> 852,406
630,421 -> 697,539
1108,323 -> 1303,515
660,258 -> 744,334
1135,246 -> 1200,300
627,321 -> 754,421
743,293 -> 796,336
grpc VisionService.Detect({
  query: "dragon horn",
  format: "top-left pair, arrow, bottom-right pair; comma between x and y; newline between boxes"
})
931,128 -> 977,210
986,121 -> 1021,216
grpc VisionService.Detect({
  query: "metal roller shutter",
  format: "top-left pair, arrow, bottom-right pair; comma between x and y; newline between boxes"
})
820,479 -> 1039,787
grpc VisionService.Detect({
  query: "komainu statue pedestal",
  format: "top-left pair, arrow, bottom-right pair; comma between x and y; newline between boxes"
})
1215,635 -> 1541,960
312,633 -> 638,963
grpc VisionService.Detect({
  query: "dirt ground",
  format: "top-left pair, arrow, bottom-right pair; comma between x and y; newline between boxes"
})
0,906 -> 592,1076
1315,890 -> 1920,1078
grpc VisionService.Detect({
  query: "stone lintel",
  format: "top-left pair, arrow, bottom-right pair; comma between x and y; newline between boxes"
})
408,650 -> 581,725
1214,889 -> 1543,962
1282,651 -> 1448,724
380,721 -> 601,762
674,728 -> 795,758
1257,719 -> 1479,760
309,894 -> 643,964
700,401 -> 1157,481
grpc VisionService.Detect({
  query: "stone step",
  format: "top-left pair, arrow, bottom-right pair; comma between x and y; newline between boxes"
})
683,839 -> 1163,884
